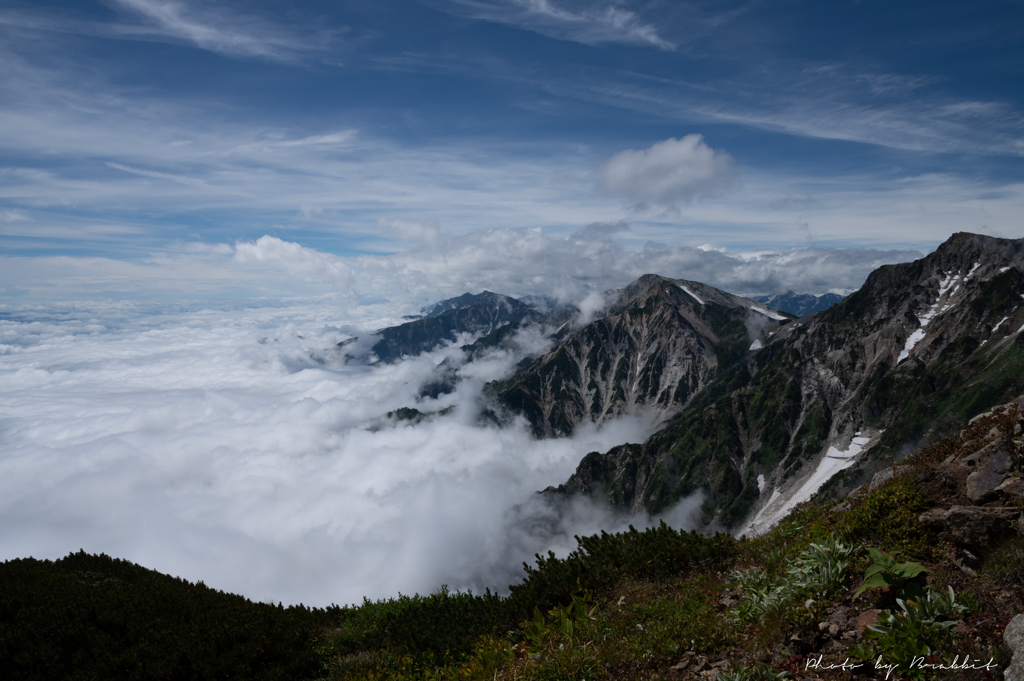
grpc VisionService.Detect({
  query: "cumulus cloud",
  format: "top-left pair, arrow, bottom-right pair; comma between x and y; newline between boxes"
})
595,135 -> 737,210
234,235 -> 355,291
0,300 -> 700,605
228,229 -> 919,305
0,226 -> 921,303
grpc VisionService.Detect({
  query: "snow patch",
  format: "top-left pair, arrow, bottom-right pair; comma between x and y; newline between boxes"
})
897,328 -> 927,363
1000,267 -> 1011,274
966,262 -> 981,280
757,474 -> 765,492
897,271 -> 964,364
746,435 -> 873,535
678,284 -> 704,305
750,305 -> 786,321
749,339 -> 763,351
993,316 -> 1009,332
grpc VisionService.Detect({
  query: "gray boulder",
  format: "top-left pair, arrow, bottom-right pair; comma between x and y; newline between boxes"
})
966,446 -> 1013,503
1004,614 -> 1024,681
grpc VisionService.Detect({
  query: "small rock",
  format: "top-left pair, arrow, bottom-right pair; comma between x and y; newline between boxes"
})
826,606 -> 851,626
828,623 -> 840,637
857,610 -> 882,639
805,599 -> 816,609
970,410 -> 994,425
919,507 -> 951,529
997,477 -> 1024,501
868,468 -> 895,491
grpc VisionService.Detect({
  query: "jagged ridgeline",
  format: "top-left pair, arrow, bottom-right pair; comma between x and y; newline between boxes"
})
487,275 -> 794,437
750,290 -> 846,317
553,233 -> 1024,529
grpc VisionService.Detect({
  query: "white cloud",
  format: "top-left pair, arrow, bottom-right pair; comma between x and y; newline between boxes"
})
0,228 -> 924,302
0,300 -> 690,605
106,0 -> 334,61
443,0 -> 674,50
595,135 -> 737,210
234,236 -> 355,291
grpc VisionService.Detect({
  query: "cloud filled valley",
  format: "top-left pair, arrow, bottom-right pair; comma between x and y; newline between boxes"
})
0,298 -> 696,606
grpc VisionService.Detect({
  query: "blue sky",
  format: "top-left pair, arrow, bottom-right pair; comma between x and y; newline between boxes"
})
1,0 -> 1022,301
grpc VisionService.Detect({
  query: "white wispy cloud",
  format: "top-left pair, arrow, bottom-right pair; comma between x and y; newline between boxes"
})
106,0 -> 337,60
106,162 -> 209,188
442,0 -> 674,50
0,1 -> 338,62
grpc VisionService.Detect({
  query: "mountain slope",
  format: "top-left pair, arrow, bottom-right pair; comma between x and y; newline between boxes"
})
556,232 -> 1024,530
343,291 -> 540,363
489,274 -> 793,437
751,291 -> 846,317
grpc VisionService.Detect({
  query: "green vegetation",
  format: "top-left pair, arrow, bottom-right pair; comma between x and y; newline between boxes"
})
853,548 -> 928,602
836,474 -> 934,555
850,587 -> 969,681
0,551 -> 333,680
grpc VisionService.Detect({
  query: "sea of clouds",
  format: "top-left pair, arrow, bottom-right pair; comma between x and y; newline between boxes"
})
0,297 -> 704,606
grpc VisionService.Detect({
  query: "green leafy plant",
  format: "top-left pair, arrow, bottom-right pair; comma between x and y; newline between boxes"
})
522,593 -> 599,647
850,586 -> 968,680
787,536 -> 856,594
853,547 -> 928,601
734,535 -> 855,623
729,566 -> 770,591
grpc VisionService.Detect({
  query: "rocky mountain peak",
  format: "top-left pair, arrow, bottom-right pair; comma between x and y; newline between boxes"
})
423,290 -> 529,318
489,275 -> 791,438
553,232 -> 1024,531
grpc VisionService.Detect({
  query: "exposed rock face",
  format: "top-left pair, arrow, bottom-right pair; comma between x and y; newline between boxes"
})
555,233 -> 1024,528
490,274 -> 790,437
919,506 -> 1021,550
966,446 -> 1014,503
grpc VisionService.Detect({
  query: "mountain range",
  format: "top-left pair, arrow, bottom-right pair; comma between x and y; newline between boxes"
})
350,232 -> 1024,533
750,290 -> 846,316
